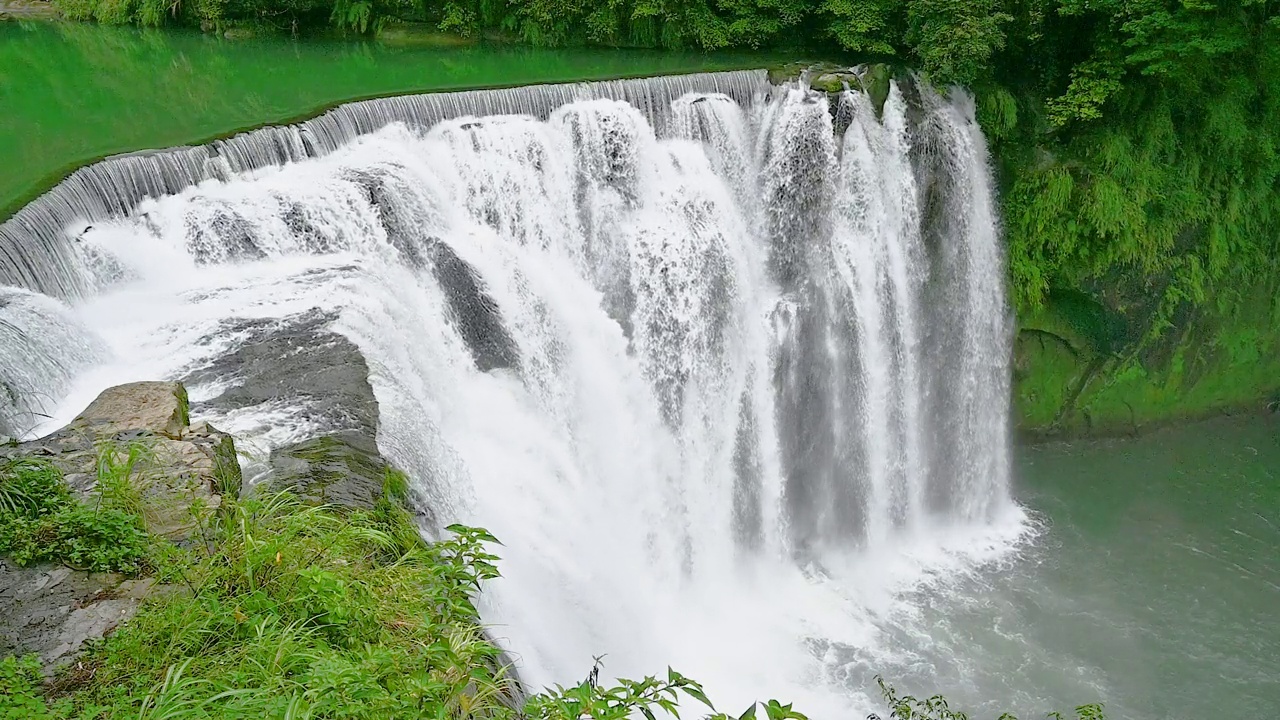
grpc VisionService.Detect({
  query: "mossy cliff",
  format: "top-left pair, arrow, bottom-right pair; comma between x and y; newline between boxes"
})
1013,281 -> 1280,438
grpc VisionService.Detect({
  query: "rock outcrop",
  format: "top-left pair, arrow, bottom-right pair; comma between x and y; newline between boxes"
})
180,310 -> 429,519
767,62 -> 894,118
0,380 -> 241,674
2,381 -> 241,537
269,432 -> 395,512
183,310 -> 379,448
0,564 -> 156,674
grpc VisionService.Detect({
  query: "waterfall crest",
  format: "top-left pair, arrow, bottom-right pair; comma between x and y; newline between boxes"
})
0,71 -> 1023,714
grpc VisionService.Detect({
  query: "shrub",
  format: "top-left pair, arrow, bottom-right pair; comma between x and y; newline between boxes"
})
0,458 -> 67,517
0,456 -> 149,573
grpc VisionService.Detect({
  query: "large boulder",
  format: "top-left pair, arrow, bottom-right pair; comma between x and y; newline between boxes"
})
3,381 -> 242,538
72,381 -> 191,439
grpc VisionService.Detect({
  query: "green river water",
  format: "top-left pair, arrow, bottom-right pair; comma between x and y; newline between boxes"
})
0,21 -> 774,220
964,416 -> 1279,717
2,20 -> 1278,718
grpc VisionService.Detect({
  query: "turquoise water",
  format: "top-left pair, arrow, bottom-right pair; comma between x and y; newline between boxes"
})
925,416 -> 1280,717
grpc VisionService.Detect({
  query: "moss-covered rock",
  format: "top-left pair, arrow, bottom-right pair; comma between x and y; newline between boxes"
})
268,432 -> 403,512
1014,280 -> 1280,439
376,23 -> 476,48
766,62 -> 895,117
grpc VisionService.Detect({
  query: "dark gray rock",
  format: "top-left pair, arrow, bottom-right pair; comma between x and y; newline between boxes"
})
0,560 -> 154,675
268,432 -> 391,511
427,240 -> 520,373
181,309 -> 437,522
183,309 -> 379,439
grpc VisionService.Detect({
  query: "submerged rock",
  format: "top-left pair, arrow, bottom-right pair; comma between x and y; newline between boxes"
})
376,23 -> 476,48
0,0 -> 59,20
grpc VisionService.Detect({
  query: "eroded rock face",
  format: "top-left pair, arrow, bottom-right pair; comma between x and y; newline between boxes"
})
183,310 -> 379,444
0,562 -> 155,675
180,311 -> 425,519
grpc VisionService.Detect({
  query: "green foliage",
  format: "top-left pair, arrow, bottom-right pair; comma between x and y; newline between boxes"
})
0,655 -> 65,720
0,502 -> 150,573
869,676 -> 1105,720
2,476 -> 1103,720
905,0 -> 1010,86
820,0 -> 898,55
527,667 -> 725,720
12,491 -> 517,718
95,439 -> 152,518
0,458 -> 68,517
0,456 -> 149,573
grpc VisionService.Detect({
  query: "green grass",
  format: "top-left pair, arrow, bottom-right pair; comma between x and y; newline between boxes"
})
0,457 -> 148,573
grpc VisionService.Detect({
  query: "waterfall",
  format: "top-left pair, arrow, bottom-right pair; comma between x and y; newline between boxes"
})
0,70 -> 1026,714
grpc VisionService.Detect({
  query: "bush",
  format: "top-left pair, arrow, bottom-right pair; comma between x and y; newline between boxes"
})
0,457 -> 149,573
0,655 -> 61,720
0,458 -> 68,517
1,504 -> 150,573
869,677 -> 1105,720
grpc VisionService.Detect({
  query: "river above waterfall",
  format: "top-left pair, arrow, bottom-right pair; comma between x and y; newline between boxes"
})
0,21 -> 777,220
1,25 -> 1277,719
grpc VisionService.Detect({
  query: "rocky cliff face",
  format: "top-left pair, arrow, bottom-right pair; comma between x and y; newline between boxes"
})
1013,279 -> 1280,439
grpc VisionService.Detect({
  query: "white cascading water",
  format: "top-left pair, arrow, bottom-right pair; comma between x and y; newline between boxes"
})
0,71 -> 1029,715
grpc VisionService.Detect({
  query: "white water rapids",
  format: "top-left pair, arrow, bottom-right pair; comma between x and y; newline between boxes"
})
0,71 -> 1031,715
